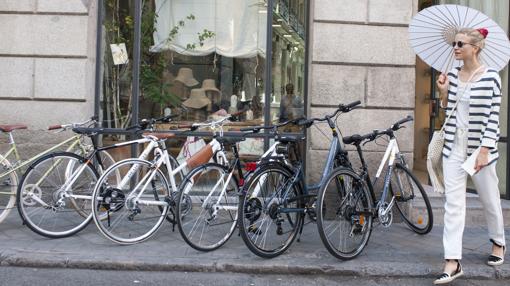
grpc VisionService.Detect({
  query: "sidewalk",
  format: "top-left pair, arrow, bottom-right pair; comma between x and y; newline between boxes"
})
0,214 -> 508,280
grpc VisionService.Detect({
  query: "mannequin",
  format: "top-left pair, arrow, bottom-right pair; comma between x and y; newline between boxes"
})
229,94 -> 238,114
201,79 -> 221,112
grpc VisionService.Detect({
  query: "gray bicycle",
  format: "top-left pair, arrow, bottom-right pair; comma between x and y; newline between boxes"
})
238,100 -> 361,258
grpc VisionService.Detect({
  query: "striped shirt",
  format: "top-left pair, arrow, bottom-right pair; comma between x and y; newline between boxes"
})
442,66 -> 502,165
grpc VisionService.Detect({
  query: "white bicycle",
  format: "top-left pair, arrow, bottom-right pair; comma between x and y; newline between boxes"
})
90,116 -> 233,244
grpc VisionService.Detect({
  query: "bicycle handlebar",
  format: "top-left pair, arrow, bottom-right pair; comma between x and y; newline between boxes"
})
296,100 -> 362,128
363,115 -> 413,144
391,115 -> 413,131
48,116 -> 97,131
125,114 -> 179,131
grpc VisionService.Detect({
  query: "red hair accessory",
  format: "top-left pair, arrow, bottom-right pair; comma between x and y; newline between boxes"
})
477,28 -> 489,38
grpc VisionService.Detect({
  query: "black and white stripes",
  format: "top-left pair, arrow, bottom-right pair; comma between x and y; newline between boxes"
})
442,67 -> 502,164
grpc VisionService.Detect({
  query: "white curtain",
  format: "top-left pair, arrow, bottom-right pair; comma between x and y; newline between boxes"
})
151,0 -> 267,58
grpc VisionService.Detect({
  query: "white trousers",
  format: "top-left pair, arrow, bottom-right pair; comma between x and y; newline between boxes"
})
442,128 -> 506,260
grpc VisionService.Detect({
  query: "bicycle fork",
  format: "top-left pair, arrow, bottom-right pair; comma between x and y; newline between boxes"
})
377,165 -> 396,227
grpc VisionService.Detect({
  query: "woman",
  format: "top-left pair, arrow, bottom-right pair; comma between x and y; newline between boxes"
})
434,27 -> 506,284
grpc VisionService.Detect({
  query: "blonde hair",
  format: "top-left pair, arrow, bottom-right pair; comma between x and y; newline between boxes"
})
457,28 -> 486,54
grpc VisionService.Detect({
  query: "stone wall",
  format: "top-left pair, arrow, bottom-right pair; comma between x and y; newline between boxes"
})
308,0 -> 418,182
0,0 -> 97,159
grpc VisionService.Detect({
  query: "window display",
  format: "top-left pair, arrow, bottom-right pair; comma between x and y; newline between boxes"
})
100,0 -> 307,154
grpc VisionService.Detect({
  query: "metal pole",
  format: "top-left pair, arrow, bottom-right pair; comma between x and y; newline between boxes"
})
131,0 -> 142,157
302,0 -> 311,179
94,0 -> 104,123
264,0 -> 274,151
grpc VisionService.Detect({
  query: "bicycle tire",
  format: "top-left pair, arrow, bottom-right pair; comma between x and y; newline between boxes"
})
16,152 -> 98,238
238,162 -> 304,258
390,163 -> 433,234
317,167 -> 374,260
92,158 -> 170,244
0,155 -> 17,224
176,163 -> 239,251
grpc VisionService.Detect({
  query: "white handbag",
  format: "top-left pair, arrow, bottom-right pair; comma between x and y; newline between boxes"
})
427,66 -> 484,193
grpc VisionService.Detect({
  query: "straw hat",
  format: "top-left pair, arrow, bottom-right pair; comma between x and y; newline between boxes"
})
183,88 -> 211,109
201,79 -> 220,93
175,68 -> 199,87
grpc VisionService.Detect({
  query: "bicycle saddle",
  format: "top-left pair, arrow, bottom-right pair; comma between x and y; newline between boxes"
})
342,134 -> 363,145
0,124 -> 27,132
216,136 -> 246,145
142,132 -> 175,140
275,135 -> 304,144
72,127 -> 104,135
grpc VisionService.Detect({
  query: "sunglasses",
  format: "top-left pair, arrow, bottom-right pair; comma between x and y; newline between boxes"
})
452,41 -> 477,48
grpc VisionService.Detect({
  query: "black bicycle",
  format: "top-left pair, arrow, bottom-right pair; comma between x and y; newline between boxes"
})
237,101 -> 360,258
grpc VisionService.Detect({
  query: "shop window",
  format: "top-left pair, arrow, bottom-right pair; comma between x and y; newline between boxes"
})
99,0 -> 307,157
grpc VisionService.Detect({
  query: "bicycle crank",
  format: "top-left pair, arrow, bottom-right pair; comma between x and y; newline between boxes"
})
378,202 -> 393,227
21,184 -> 43,207
100,187 -> 125,212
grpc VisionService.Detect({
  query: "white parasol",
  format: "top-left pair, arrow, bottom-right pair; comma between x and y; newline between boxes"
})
409,4 -> 510,73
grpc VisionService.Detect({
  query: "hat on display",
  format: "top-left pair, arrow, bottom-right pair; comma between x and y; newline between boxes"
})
201,79 -> 220,93
175,68 -> 199,87
183,88 -> 211,109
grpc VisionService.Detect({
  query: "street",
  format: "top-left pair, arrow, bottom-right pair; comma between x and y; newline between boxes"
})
0,266 -> 508,286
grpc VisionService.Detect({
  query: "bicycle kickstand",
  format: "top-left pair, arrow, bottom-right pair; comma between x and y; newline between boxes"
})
296,213 -> 306,242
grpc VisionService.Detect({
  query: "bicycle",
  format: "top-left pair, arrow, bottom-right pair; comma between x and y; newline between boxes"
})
15,116 -> 171,238
316,115 -> 433,260
175,116 -> 303,251
0,117 -> 115,224
237,101 -> 361,258
90,116 -> 237,245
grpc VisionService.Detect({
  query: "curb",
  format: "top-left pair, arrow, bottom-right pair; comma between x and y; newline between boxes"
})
1,254 -> 508,280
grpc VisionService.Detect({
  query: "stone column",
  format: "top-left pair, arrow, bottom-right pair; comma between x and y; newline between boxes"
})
308,0 -> 418,181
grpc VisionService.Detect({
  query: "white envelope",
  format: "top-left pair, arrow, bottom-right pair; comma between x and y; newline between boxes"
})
461,147 -> 497,176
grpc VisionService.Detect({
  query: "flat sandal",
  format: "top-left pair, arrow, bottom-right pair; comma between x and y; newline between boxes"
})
488,244 -> 506,266
434,260 -> 463,285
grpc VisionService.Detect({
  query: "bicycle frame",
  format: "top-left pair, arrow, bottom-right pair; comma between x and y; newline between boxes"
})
116,138 -> 224,208
0,134 -> 86,179
252,129 -> 345,216
22,136 -> 152,208
373,138 -> 400,216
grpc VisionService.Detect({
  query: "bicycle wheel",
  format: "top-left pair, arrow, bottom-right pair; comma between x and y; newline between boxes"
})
16,152 -> 98,238
317,167 -> 373,260
0,155 -> 17,224
238,162 -> 303,258
177,163 -> 239,251
390,163 -> 433,234
92,158 -> 170,244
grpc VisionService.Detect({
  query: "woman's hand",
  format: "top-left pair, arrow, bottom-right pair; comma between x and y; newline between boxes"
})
436,73 -> 449,107
436,73 -> 449,94
474,147 -> 490,173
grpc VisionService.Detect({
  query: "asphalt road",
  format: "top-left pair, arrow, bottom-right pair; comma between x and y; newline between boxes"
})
0,266 -> 508,286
